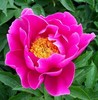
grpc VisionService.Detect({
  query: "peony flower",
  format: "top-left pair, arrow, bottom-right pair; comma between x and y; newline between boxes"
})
5,8 -> 95,96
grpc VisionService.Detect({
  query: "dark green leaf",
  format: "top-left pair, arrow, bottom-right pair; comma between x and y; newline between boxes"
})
59,0 -> 75,12
0,10 -> 15,26
9,93 -> 33,100
0,71 -> 20,88
32,4 -> 45,16
13,86 -> 42,96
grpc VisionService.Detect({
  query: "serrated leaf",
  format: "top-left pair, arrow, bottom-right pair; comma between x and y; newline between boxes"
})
32,4 -> 45,16
85,62 -> 97,88
75,51 -> 93,68
59,0 -> 75,12
70,86 -> 90,100
13,86 -> 42,96
0,71 -> 20,88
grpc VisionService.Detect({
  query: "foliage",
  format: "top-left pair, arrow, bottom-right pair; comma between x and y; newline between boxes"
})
0,0 -> 98,100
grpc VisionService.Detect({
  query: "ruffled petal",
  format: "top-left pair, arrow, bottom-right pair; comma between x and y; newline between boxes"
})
21,8 -> 34,17
36,54 -> 65,73
5,50 -> 25,69
16,67 -> 30,88
28,71 -> 43,89
44,62 -> 75,96
7,34 -> 23,51
76,33 -> 96,57
22,15 -> 48,43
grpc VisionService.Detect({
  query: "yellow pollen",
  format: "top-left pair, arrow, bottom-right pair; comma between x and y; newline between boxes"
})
30,38 -> 59,58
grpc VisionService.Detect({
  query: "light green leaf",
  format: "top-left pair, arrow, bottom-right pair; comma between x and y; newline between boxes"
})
70,86 -> 90,100
85,62 -> 97,88
32,4 -> 45,16
0,71 -> 20,88
59,0 -> 75,12
0,0 -> 8,15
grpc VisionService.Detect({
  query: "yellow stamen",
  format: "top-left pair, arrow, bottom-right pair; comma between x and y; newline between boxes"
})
30,37 -> 59,58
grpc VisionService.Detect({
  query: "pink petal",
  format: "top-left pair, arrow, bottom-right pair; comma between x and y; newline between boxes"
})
21,8 -> 34,17
45,12 -> 77,26
28,71 -> 43,89
36,54 -> 65,73
70,24 -> 83,36
16,67 -> 30,88
68,32 -> 80,47
19,28 -> 27,46
45,12 -> 64,22
59,45 -> 79,67
76,33 -> 96,57
39,24 -> 59,38
22,15 -> 48,43
7,34 -> 23,51
5,50 -> 25,69
44,62 -> 75,96
63,12 -> 77,26
24,47 -> 35,70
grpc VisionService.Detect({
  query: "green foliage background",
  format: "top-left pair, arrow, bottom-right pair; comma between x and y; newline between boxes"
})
0,0 -> 98,100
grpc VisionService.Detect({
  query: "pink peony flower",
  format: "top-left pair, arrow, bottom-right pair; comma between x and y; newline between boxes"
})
5,8 -> 95,96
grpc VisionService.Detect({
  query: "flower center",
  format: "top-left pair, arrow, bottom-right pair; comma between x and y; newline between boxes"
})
30,37 -> 59,58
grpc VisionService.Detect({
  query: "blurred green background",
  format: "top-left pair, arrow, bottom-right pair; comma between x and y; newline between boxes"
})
0,0 -> 98,100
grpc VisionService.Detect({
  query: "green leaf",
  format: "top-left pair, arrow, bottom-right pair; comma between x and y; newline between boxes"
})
9,93 -> 33,100
70,86 -> 90,100
59,0 -> 75,12
0,0 -> 8,15
15,8 -> 22,18
85,62 -> 97,88
0,10 -> 15,26
0,71 -> 20,88
74,0 -> 85,2
0,82 -> 8,100
13,86 -> 42,96
0,38 -> 7,52
54,96 -> 62,100
75,51 -> 93,68
32,4 -> 45,16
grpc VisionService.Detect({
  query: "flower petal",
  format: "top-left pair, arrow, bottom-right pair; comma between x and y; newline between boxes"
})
44,62 -> 75,96
16,67 -> 30,88
28,71 -> 43,89
5,50 -> 25,69
76,33 -> 96,57
36,54 -> 65,73
22,15 -> 48,42
21,8 -> 34,16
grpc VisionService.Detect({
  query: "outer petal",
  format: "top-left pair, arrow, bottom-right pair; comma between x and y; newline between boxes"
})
45,12 -> 77,26
21,8 -> 34,16
5,50 -> 25,69
22,15 -> 48,43
28,71 -> 44,89
16,67 -> 30,88
76,33 -> 96,57
5,50 -> 30,88
44,62 -> 75,96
